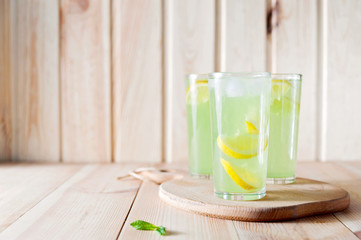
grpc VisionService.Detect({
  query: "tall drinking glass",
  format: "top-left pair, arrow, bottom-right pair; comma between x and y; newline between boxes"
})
267,74 -> 302,184
208,72 -> 271,200
185,74 -> 212,178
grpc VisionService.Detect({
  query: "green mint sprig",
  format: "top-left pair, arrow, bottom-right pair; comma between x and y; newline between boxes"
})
130,220 -> 166,236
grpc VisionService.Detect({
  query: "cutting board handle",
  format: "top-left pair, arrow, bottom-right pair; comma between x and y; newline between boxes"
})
117,167 -> 184,184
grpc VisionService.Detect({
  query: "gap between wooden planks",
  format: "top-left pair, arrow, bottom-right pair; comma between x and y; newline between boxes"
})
0,163 -> 143,240
298,161 -> 361,239
0,164 -> 82,232
120,162 -> 360,239
0,162 -> 360,239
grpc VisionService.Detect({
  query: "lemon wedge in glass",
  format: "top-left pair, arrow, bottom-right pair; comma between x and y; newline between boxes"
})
271,79 -> 292,100
245,120 -> 259,134
217,131 -> 268,159
220,158 -> 259,190
185,80 -> 209,104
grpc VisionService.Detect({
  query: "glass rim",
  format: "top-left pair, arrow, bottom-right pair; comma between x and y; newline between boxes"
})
186,73 -> 209,79
208,72 -> 271,79
272,73 -> 302,81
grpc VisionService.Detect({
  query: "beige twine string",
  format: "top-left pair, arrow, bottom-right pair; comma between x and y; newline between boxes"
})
117,167 -> 157,181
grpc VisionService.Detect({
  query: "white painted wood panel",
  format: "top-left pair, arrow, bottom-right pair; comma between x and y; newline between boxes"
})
165,0 -> 216,162
112,0 -> 162,162
324,0 -> 361,161
272,0 -> 318,161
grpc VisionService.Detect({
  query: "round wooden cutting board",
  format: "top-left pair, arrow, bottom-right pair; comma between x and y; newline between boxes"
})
159,177 -> 350,221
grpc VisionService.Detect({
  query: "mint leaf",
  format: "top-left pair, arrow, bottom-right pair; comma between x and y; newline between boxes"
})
156,226 -> 166,236
130,220 -> 157,230
130,220 -> 166,236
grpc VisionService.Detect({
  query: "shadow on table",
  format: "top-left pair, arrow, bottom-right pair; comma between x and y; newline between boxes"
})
165,230 -> 183,237
262,177 -> 348,202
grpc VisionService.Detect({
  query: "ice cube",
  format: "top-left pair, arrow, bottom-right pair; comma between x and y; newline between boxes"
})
224,78 -> 245,97
246,78 -> 268,96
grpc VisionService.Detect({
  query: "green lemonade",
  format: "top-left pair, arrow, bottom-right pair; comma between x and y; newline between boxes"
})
208,74 -> 271,200
267,78 -> 302,181
186,78 -> 212,177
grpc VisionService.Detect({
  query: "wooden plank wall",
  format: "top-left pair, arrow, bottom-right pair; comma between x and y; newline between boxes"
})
1,0 -> 60,162
60,0 -> 111,162
324,0 -> 361,161
165,0 -> 216,162
112,0 -> 162,162
0,0 -> 360,163
0,0 -> 12,161
15,0 -> 60,162
271,0 -> 318,161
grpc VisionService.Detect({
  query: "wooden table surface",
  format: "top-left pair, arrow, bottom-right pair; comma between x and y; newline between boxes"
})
0,162 -> 360,240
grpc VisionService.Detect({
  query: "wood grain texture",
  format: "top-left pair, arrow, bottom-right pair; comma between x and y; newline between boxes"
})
335,162 -> 361,238
1,0 -> 360,164
60,0 -> 111,162
160,177 -> 349,221
0,0 -> 12,161
324,0 -> 361,160
112,0 -> 162,162
165,0 -> 215,163
0,162 -> 360,239
0,164 -> 81,232
298,162 -> 361,237
218,0 -> 267,71
270,0 -> 318,161
119,181 -> 239,239
0,164 -> 142,239
11,0 -> 60,162
233,214 -> 358,240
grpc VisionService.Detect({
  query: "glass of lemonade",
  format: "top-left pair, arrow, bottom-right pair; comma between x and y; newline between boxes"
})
208,72 -> 271,200
185,74 -> 212,178
267,74 -> 302,184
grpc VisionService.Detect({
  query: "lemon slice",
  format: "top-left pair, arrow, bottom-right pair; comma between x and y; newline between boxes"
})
272,79 -> 292,99
185,80 -> 209,104
217,134 -> 268,159
271,97 -> 300,114
220,159 -> 258,190
245,121 -> 259,134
